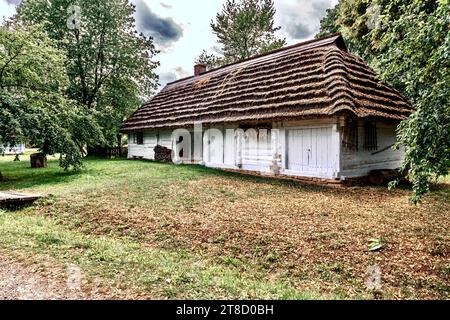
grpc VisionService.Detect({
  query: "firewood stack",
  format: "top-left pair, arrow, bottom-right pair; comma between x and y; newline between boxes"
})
154,145 -> 172,163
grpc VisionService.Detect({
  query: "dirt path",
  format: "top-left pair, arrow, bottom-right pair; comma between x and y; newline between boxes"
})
0,254 -> 95,300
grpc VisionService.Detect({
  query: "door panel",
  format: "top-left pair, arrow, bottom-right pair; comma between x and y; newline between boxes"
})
205,130 -> 223,164
287,127 -> 332,173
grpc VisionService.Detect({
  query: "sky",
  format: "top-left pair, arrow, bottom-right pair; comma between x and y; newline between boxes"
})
0,0 -> 338,88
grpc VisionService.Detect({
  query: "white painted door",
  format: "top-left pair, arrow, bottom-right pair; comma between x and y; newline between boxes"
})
287,127 -> 332,173
205,130 -> 223,164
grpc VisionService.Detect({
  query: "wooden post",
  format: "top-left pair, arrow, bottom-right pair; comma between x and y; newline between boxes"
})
331,123 -> 342,179
278,126 -> 287,171
270,129 -> 281,174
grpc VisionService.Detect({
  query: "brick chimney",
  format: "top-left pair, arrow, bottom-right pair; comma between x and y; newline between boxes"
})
194,63 -> 207,76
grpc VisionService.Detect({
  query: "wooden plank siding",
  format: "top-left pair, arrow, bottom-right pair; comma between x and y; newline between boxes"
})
126,118 -> 403,180
340,120 -> 404,178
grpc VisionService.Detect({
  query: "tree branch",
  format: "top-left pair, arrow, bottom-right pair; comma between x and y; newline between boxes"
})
0,43 -> 25,88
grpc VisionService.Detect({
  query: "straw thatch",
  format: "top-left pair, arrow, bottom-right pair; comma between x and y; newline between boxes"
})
121,34 -> 414,133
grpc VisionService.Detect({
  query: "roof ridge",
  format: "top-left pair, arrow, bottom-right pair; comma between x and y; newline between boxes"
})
120,33 -> 414,133
323,46 -> 357,116
164,33 -> 344,88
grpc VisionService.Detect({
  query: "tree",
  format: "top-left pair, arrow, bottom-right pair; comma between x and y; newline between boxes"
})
316,0 -> 450,202
15,0 -> 159,151
379,1 -> 450,203
316,2 -> 341,38
317,0 -> 375,61
0,24 -> 102,173
196,50 -> 223,71
197,0 -> 286,69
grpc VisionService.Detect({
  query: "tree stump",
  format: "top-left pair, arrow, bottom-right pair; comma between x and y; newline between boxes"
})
30,153 -> 48,168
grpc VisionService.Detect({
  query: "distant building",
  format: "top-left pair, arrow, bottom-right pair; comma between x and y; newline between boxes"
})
2,142 -> 26,155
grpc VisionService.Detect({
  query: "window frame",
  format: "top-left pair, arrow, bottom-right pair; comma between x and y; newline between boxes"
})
342,119 -> 359,152
363,121 -> 378,151
135,132 -> 144,145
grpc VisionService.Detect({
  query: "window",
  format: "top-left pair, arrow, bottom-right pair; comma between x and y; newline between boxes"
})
342,119 -> 358,152
364,122 -> 378,151
134,132 -> 144,145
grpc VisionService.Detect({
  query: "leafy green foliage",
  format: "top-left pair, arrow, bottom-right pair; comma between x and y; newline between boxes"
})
196,50 -> 224,71
368,238 -> 385,252
316,2 -> 341,38
317,0 -> 450,202
197,0 -> 286,69
0,24 -> 102,170
384,2 -> 450,203
16,0 -> 159,148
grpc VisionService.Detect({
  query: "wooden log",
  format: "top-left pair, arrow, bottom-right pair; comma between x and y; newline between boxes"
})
30,153 -> 47,168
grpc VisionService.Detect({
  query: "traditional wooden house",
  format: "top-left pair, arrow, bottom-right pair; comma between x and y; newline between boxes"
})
121,34 -> 414,181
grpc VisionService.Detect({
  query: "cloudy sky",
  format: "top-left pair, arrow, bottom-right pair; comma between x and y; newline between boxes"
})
0,0 -> 338,88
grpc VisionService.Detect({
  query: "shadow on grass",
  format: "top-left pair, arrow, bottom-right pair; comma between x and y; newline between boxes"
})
0,166 -> 80,191
2,156 -> 448,201
0,155 -> 374,195
182,161 -> 450,202
0,201 -> 37,211
0,156 -> 103,191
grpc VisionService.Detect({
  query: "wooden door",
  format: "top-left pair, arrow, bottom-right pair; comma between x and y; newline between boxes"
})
287,127 -> 332,173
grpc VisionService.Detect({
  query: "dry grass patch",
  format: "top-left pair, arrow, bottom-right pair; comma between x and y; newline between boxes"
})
33,163 -> 449,299
1,157 -> 449,299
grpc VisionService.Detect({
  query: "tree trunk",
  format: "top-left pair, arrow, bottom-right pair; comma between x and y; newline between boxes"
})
117,134 -> 122,157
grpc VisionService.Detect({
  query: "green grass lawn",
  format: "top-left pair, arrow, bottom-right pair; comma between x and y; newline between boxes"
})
0,154 -> 449,299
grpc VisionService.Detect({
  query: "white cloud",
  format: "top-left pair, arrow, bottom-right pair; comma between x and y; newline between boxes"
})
275,0 -> 339,42
0,0 -> 18,21
133,0 -> 183,46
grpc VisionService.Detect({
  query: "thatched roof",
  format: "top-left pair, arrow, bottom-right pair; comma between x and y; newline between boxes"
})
121,34 -> 414,133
